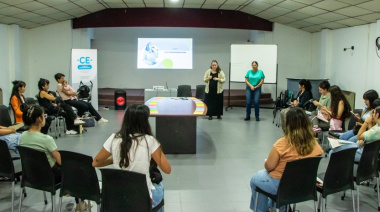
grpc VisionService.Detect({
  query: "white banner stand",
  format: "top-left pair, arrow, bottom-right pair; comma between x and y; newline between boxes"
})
71,49 -> 99,110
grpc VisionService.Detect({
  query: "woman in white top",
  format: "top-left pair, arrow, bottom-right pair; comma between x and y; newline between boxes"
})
93,104 -> 171,210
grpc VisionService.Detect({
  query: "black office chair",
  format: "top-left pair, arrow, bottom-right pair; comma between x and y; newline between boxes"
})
317,147 -> 357,212
344,140 -> 380,212
100,168 -> 164,212
0,105 -> 29,132
16,146 -> 61,212
253,157 -> 323,212
177,85 -> 192,97
195,85 -> 206,100
0,140 -> 25,212
0,105 -> 14,127
58,151 -> 101,212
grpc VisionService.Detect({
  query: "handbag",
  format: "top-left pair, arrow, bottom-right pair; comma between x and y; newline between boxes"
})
329,118 -> 343,131
150,167 -> 163,184
150,160 -> 163,184
316,110 -> 331,123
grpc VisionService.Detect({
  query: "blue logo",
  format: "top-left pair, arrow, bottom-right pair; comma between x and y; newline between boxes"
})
77,57 -> 93,70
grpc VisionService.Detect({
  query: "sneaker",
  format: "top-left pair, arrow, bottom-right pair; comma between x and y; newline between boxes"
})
75,201 -> 93,212
208,116 -> 213,120
74,119 -> 85,125
217,116 -> 222,119
98,118 -> 108,123
244,117 -> 250,121
66,130 -> 78,135
256,117 -> 260,121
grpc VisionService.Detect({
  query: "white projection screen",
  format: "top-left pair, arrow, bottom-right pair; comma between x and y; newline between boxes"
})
230,44 -> 277,83
137,38 -> 193,69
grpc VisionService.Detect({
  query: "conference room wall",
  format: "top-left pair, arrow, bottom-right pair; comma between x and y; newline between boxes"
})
325,22 -> 380,109
0,24 -> 12,105
92,24 -> 315,97
91,27 -> 250,90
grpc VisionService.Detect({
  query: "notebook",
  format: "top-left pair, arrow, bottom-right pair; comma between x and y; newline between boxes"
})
328,138 -> 356,149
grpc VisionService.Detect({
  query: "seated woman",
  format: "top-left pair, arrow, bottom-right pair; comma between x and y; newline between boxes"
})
93,104 -> 171,211
339,90 -> 379,142
290,79 -> 313,109
311,80 -> 331,129
10,80 -> 26,124
18,105 -> 90,211
54,73 -> 108,123
10,80 -> 51,134
322,85 -> 351,130
37,78 -> 84,135
19,105 -> 61,183
329,99 -> 380,162
250,107 -> 323,212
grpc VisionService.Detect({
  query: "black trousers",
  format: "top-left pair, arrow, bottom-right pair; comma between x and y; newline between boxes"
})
64,99 -> 101,121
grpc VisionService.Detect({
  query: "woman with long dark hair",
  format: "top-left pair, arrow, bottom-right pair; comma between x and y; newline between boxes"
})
325,85 -> 351,121
93,104 -> 171,210
10,80 -> 26,124
249,107 -> 323,211
290,79 -> 313,108
10,80 -> 52,134
339,90 -> 379,142
37,78 -> 84,135
203,60 -> 225,120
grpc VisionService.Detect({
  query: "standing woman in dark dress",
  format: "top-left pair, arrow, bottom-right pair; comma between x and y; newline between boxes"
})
203,60 -> 225,120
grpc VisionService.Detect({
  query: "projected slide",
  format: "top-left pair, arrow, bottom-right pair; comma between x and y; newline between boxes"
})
137,38 -> 193,69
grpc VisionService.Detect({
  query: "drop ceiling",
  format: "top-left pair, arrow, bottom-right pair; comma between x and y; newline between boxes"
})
0,0 -> 379,32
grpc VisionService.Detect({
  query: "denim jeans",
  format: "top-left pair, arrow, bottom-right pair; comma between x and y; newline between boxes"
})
339,130 -> 358,142
246,86 -> 261,118
152,182 -> 164,212
250,170 -> 284,212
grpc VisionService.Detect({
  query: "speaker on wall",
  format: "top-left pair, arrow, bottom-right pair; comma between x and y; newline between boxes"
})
114,90 -> 126,110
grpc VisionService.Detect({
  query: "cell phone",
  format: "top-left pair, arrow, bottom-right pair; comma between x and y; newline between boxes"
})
350,111 -> 355,115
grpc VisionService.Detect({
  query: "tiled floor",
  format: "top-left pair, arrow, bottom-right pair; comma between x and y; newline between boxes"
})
0,107 -> 379,211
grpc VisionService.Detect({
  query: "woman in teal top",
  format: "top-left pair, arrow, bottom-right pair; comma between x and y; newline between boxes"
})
245,61 -> 265,121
